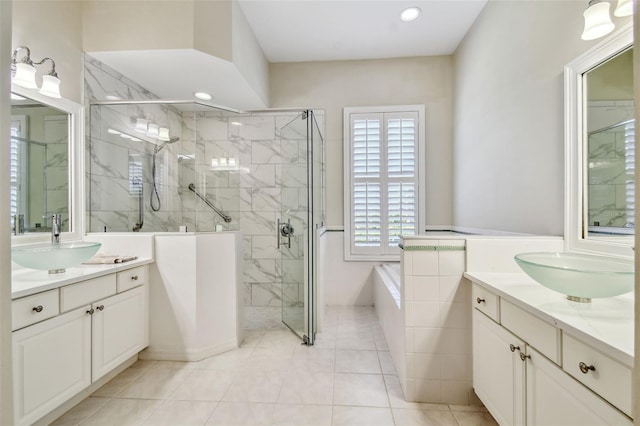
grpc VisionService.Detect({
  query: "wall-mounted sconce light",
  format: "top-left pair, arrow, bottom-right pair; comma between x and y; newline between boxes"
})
11,46 -> 61,98
581,0 -> 632,40
614,0 -> 632,16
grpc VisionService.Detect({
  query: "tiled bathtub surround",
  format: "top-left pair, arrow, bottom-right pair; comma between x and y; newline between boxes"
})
400,238 -> 473,405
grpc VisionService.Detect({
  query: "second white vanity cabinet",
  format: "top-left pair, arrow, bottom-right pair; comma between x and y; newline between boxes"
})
471,281 -> 632,425
12,265 -> 149,426
13,306 -> 92,426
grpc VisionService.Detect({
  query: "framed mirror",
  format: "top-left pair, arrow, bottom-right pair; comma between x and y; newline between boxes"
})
10,86 -> 84,244
565,24 -> 633,258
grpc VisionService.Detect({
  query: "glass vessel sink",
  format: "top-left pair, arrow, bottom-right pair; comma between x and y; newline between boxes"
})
514,252 -> 634,302
12,241 -> 101,274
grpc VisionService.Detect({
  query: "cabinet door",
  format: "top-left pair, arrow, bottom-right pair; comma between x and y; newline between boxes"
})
526,347 -> 631,426
92,285 -> 148,381
473,309 -> 525,426
13,306 -> 92,426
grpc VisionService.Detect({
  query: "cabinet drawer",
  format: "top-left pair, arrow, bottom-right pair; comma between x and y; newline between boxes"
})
117,266 -> 147,293
472,283 -> 499,322
501,300 -> 560,364
562,333 -> 632,417
12,290 -> 59,331
60,275 -> 116,312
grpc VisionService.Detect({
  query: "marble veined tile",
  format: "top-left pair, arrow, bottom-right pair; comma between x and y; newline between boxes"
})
243,258 -> 281,283
206,402 -> 274,426
236,116 -> 276,141
252,140 -> 282,164
252,187 -> 281,212
251,283 -> 283,307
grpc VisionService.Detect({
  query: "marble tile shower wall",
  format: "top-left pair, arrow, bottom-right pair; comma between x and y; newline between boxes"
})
85,56 -> 187,233
43,115 -> 69,228
85,56 -> 310,330
587,101 -> 635,228
180,112 -> 309,329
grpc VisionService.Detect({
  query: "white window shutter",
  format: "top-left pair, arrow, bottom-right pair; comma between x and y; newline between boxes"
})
345,107 -> 423,260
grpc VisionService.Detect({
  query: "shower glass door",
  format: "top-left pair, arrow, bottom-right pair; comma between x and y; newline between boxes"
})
279,110 -> 321,344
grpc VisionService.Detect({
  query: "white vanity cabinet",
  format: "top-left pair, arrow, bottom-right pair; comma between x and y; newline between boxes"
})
473,309 -> 525,425
471,282 -> 632,426
12,306 -> 92,426
92,284 -> 148,381
12,265 -> 149,426
525,347 -> 629,425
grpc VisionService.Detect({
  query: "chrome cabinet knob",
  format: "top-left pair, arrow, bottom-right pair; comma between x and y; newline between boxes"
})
86,308 -> 94,315
131,275 -> 139,281
520,352 -> 530,361
32,305 -> 44,313
476,297 -> 485,304
579,362 -> 596,374
96,305 -> 105,311
509,344 -> 520,353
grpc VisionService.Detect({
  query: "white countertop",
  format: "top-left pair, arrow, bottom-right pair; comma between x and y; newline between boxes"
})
12,258 -> 154,299
464,272 -> 634,368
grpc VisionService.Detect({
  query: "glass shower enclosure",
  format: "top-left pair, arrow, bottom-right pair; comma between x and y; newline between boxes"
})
88,100 -> 324,344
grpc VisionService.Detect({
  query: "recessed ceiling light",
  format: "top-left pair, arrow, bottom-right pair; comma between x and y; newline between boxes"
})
194,92 -> 213,101
400,6 -> 421,22
105,94 -> 121,101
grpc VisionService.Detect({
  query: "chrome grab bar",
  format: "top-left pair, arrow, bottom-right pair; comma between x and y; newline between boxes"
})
187,183 -> 232,223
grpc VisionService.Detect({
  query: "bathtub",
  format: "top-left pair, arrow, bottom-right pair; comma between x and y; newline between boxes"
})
375,263 -> 401,307
373,262 -> 406,390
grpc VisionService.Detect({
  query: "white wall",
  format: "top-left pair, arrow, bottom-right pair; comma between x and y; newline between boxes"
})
12,1 -> 83,103
452,0 -> 631,235
1,2 -> 13,423
270,56 -> 454,228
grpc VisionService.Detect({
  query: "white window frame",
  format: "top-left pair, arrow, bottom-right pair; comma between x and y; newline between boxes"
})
343,105 -> 426,261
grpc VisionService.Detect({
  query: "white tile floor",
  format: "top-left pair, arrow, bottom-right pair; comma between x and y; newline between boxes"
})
51,307 -> 498,426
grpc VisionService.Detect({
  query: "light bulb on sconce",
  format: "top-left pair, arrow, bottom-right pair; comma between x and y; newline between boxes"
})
581,0 -> 615,40
147,123 -> 160,138
581,0 -> 631,40
135,118 -> 149,133
614,0 -> 632,16
158,127 -> 171,142
11,46 -> 61,98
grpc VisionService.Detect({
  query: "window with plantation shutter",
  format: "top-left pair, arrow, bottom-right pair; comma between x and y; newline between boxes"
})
10,117 -> 28,221
344,106 -> 425,260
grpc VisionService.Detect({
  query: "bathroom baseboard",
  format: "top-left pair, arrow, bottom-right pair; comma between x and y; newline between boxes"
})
138,339 -> 239,362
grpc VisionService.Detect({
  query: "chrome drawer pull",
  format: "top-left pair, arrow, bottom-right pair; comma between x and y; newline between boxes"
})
476,297 -> 485,304
131,275 -> 139,281
579,362 -> 596,374
32,305 -> 43,313
509,344 -> 520,353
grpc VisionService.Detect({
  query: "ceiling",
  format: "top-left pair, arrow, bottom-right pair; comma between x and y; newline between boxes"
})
89,0 -> 487,109
237,0 -> 488,62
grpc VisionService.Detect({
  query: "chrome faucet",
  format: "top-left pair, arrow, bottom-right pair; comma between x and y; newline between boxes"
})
51,213 -> 62,244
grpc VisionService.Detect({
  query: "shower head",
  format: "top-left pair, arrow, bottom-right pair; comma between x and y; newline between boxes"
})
155,136 -> 180,153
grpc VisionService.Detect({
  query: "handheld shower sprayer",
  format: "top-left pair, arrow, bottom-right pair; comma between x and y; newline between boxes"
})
150,136 -> 180,212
